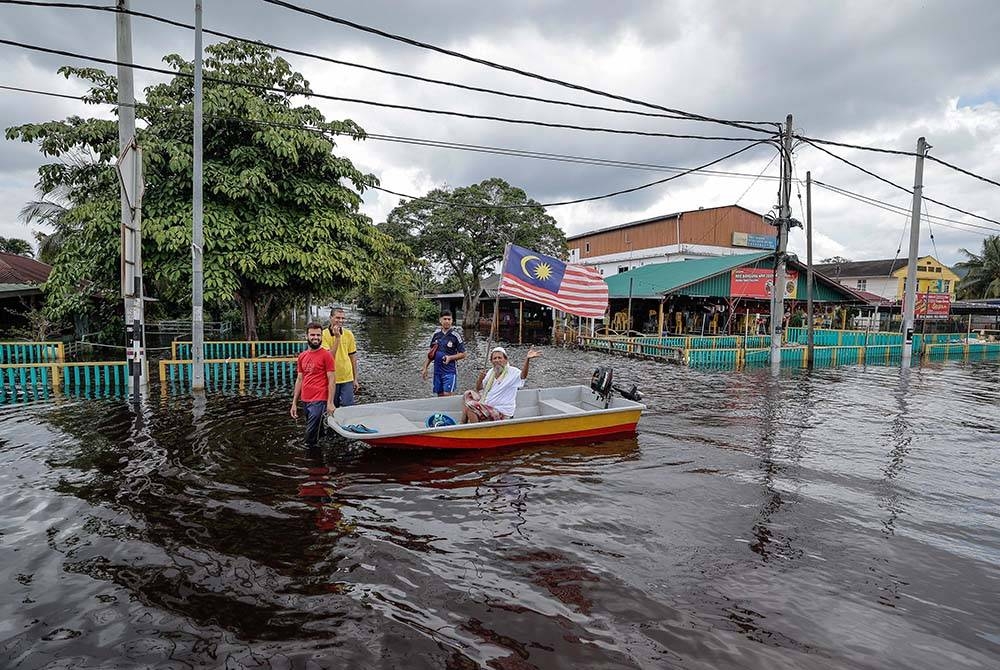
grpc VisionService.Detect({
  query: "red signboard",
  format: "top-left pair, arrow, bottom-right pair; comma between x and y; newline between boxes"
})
915,292 -> 950,320
730,267 -> 798,299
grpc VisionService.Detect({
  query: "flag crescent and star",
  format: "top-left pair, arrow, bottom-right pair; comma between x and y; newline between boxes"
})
498,244 -> 609,318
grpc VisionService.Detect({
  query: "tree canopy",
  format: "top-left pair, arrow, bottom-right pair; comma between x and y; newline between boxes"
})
384,178 -> 566,327
955,235 -> 1000,299
0,237 -> 33,257
6,40 -> 407,339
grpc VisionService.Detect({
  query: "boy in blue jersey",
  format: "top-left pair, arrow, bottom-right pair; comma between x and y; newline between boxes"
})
421,311 -> 467,396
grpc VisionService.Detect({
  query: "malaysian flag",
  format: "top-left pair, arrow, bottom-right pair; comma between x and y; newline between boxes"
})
498,244 -> 609,318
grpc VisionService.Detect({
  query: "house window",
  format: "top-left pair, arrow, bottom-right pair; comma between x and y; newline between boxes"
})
944,280 -> 951,291
856,279 -> 867,291
585,242 -> 590,253
935,266 -> 942,273
618,266 -> 629,274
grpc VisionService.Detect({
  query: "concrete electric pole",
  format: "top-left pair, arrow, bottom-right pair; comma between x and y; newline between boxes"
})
115,0 -> 147,403
769,114 -> 794,370
191,0 -> 206,390
900,136 -> 928,369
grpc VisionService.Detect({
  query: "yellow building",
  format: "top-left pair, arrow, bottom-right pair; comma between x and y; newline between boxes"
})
815,255 -> 959,301
892,255 -> 960,298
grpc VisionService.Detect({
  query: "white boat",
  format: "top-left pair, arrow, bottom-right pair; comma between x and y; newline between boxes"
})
327,376 -> 645,450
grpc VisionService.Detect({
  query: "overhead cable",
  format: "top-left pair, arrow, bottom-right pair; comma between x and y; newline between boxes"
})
257,0 -> 778,134
0,0 -> 751,126
0,82 -> 770,209
0,37 -> 770,143
800,138 -> 1000,227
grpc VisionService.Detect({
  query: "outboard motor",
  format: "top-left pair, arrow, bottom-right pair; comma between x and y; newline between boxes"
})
613,384 -> 644,402
591,367 -> 644,407
591,366 -> 614,407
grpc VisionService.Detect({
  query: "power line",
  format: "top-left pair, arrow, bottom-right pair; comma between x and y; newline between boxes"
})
8,2 -> 997,190
798,133 -> 1000,190
0,81 -> 771,209
0,37 -> 771,143
257,0 -> 779,135
812,180 -> 996,237
0,0 -> 758,127
2,80 -> 785,183
799,138 -> 1000,227
370,142 -> 770,208
925,154 -> 1000,189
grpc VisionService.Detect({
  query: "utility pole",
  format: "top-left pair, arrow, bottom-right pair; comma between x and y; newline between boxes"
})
806,171 -> 814,369
769,114 -> 794,370
191,0 -> 206,390
900,137 -> 928,369
116,0 -> 147,403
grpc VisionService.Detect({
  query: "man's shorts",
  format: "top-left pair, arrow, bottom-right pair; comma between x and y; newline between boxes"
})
433,370 -> 457,395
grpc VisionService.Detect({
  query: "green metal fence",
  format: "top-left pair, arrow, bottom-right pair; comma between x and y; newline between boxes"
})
172,340 -> 305,359
159,358 -> 298,394
0,341 -> 64,364
1,361 -> 128,403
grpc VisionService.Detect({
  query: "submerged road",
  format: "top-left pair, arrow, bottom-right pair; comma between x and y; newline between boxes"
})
1,315 -> 998,668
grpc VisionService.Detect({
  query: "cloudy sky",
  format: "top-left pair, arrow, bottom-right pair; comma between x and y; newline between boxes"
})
1,0 -> 998,265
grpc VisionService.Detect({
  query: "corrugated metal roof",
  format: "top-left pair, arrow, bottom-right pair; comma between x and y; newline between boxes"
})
0,253 -> 50,284
565,204 -> 765,241
605,253 -> 771,297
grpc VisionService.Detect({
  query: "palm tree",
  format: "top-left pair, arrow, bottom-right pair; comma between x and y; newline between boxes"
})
19,193 -> 71,265
0,236 -> 33,256
955,235 -> 1000,299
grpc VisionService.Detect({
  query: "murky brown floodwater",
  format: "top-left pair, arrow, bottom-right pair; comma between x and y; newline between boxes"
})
2,314 -> 999,669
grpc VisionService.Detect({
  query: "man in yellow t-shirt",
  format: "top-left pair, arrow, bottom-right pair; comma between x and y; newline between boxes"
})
321,307 -> 359,407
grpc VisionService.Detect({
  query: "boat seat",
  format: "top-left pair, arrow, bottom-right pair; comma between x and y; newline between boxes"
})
340,412 -> 417,434
539,398 -> 585,415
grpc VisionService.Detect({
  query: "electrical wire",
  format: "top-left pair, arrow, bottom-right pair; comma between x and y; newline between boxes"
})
0,81 -> 771,209
812,180 -> 995,237
257,0 -> 779,134
799,133 -> 1000,190
5,2 -> 996,189
370,141 -> 770,208
2,80 -> 788,185
0,0 -> 760,127
0,36 -> 771,143
799,138 -> 1000,227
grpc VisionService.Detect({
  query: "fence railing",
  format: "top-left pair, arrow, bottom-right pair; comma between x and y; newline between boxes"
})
1,361 -> 129,402
159,357 -> 297,394
170,340 -> 305,360
0,341 -> 65,364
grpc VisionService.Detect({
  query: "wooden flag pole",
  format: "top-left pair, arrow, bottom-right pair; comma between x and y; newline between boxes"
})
486,243 -> 511,364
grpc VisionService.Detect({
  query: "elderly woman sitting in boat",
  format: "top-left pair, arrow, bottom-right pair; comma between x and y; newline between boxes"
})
461,346 -> 542,423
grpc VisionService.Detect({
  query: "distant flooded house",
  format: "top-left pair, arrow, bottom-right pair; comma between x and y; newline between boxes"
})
0,252 -> 51,333
814,255 -> 960,300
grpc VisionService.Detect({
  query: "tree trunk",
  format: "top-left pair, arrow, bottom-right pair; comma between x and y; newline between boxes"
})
462,277 -> 482,329
236,289 -> 259,341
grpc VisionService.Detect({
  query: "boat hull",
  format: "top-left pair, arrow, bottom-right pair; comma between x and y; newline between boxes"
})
365,409 -> 642,449
328,385 -> 645,451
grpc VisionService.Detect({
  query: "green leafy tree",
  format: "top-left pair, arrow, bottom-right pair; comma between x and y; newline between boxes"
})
384,178 -> 566,328
6,40 -> 404,339
955,235 -> 1000,299
0,237 -> 33,257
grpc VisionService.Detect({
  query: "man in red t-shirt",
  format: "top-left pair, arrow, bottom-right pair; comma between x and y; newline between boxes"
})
290,322 -> 335,448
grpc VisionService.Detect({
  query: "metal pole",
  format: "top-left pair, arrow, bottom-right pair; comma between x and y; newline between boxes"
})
901,137 -> 927,369
518,300 -> 523,345
116,0 -> 146,402
191,0 -> 206,390
806,170 -> 814,369
627,276 -> 634,332
770,114 -> 794,370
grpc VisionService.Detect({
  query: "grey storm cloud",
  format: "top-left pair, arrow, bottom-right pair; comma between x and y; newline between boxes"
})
1,0 -> 998,261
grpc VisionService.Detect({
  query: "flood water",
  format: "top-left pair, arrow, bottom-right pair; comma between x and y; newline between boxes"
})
2,315 -> 999,669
